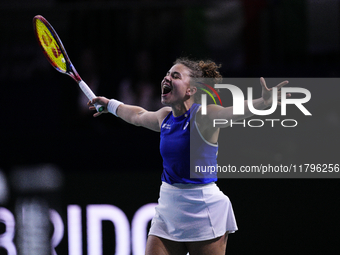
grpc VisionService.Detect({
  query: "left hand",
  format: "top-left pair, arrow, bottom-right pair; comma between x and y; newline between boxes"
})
260,77 -> 290,106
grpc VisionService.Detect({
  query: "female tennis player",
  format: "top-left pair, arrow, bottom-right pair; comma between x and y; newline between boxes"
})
88,58 -> 288,255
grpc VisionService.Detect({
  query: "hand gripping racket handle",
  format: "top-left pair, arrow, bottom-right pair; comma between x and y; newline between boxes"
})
78,80 -> 104,112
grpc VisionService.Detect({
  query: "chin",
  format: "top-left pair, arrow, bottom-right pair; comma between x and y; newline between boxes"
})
161,98 -> 170,106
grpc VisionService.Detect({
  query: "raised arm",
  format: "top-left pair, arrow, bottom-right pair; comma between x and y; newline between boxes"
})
199,78 -> 289,128
88,97 -> 171,132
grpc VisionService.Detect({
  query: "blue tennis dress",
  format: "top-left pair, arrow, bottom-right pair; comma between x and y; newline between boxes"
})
160,103 -> 218,184
149,104 -> 238,242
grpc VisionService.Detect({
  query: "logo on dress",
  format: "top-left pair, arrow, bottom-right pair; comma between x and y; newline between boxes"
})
183,122 -> 189,130
162,123 -> 171,129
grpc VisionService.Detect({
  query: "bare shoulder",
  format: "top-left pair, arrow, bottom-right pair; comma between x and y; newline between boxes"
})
156,106 -> 172,123
140,106 -> 171,132
131,106 -> 171,132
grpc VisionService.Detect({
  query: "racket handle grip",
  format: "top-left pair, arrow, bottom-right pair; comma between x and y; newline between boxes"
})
78,80 -> 104,112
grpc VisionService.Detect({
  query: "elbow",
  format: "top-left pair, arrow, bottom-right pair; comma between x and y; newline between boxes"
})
130,110 -> 146,126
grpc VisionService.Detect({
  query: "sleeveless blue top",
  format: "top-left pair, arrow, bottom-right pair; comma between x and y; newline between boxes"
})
160,103 -> 218,184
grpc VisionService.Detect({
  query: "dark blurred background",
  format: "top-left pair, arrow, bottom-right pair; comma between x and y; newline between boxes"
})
0,0 -> 340,254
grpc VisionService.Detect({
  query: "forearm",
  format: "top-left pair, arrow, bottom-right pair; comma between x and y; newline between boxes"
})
228,98 -> 266,122
116,104 -> 147,126
209,78 -> 288,127
91,97 -> 166,131
242,97 -> 266,119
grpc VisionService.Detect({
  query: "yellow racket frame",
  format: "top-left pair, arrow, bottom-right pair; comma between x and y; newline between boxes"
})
34,18 -> 67,73
33,15 -> 104,112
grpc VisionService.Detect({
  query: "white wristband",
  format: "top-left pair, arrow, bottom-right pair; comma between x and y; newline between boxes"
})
107,99 -> 124,117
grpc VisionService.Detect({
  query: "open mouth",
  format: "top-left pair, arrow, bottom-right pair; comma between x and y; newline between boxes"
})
162,84 -> 172,95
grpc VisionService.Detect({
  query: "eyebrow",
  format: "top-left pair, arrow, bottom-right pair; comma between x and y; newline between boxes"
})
166,71 -> 182,77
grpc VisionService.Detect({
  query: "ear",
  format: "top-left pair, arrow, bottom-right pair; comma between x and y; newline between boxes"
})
186,86 -> 197,96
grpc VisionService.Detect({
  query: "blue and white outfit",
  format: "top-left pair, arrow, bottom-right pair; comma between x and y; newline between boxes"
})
149,103 -> 238,241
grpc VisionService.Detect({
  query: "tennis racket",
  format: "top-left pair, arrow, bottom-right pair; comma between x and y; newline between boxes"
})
33,15 -> 104,112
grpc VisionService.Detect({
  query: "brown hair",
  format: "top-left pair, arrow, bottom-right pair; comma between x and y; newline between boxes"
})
174,57 -> 222,102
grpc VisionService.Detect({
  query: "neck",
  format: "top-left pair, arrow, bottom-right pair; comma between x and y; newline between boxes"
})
172,100 -> 194,117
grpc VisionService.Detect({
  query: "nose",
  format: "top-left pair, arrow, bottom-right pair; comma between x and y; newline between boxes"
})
163,75 -> 171,83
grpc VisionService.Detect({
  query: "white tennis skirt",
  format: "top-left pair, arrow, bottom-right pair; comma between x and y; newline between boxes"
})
148,182 -> 238,242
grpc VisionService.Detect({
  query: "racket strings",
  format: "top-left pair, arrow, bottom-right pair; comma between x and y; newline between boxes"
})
35,19 -> 67,72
